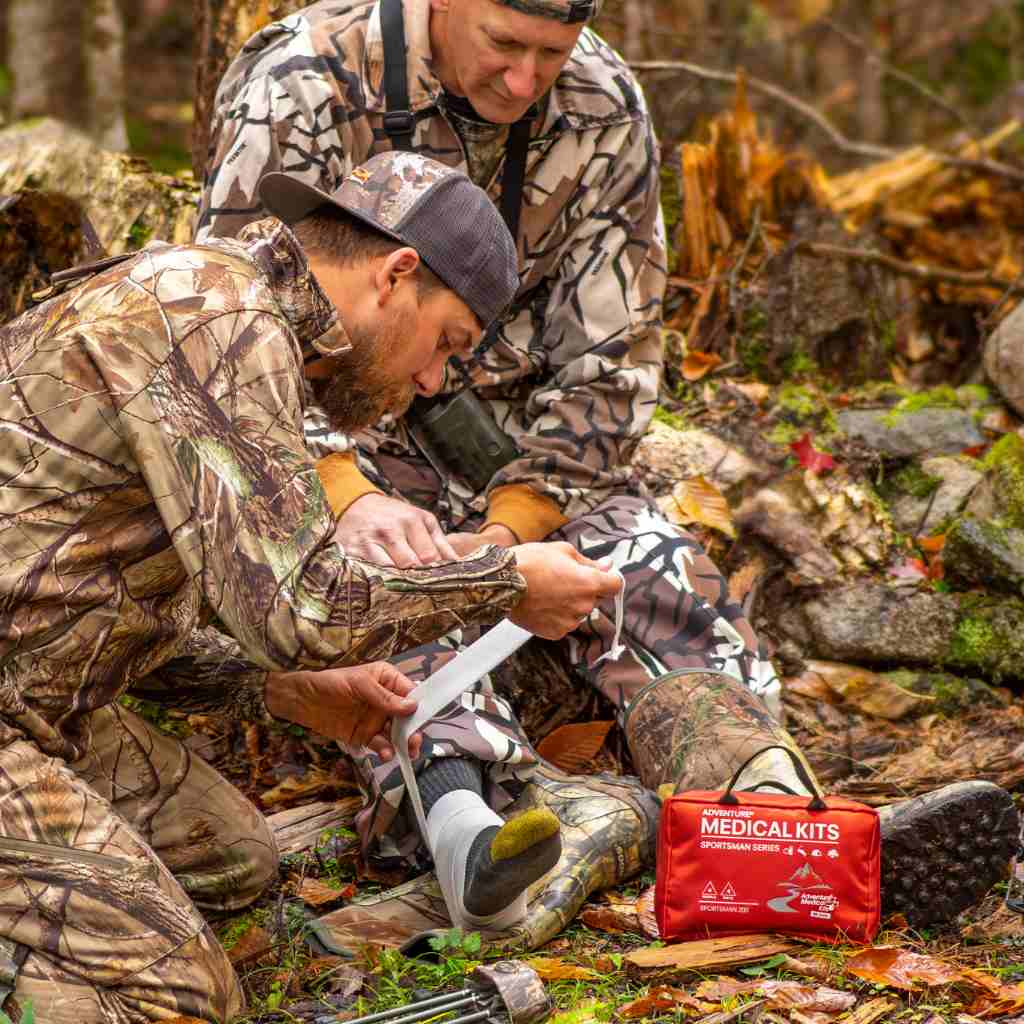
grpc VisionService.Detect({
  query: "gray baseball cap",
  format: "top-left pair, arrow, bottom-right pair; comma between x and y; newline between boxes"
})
259,152 -> 520,328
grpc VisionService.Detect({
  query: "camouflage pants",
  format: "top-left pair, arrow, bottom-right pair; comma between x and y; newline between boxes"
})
0,703 -> 278,1023
350,453 -> 781,869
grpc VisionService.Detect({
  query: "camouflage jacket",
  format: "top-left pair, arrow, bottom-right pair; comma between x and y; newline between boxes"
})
197,0 -> 666,541
0,219 -> 524,761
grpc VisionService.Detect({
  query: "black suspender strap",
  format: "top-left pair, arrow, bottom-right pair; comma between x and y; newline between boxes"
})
500,114 -> 532,243
381,0 -> 415,150
379,0 -> 532,239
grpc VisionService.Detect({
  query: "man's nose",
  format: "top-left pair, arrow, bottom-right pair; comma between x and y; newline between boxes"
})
414,357 -> 445,397
503,53 -> 537,100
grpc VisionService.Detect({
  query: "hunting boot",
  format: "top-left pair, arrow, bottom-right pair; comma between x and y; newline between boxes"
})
624,669 -> 1020,928
491,763 -> 661,952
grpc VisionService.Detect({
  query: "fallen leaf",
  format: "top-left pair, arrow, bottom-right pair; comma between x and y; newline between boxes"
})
226,924 -> 274,967
618,986 -> 704,1019
839,998 -> 900,1024
759,980 -> 856,1013
779,954 -> 832,982
260,767 -> 354,808
888,557 -> 928,581
580,904 -> 639,935
797,660 -> 933,720
727,559 -> 763,604
536,721 -> 614,774
790,433 -> 835,474
667,476 -> 737,538
626,935 -> 795,971
297,877 -> 355,908
682,349 -> 723,381
695,977 -> 762,1000
845,946 -> 962,990
524,956 -> 598,981
549,1000 -> 604,1024
732,381 -> 772,405
966,978 -> 1024,1019
164,1019 -> 207,1024
917,534 -> 947,554
636,885 -> 660,939
962,443 -> 989,458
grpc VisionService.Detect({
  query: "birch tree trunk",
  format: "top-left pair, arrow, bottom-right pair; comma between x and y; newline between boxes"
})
7,0 -> 128,151
192,0 -> 308,180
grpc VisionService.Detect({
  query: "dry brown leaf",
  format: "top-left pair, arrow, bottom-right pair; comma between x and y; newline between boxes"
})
798,661 -> 933,720
731,381 -> 771,405
917,533 -> 947,554
580,904 -> 639,935
966,978 -> 1024,1019
260,767 -> 353,808
845,946 -> 962,990
667,476 -> 736,539
758,0 -> 834,25
635,885 -> 660,939
759,980 -> 856,1014
617,986 -> 705,1019
296,877 -> 355,908
626,935 -> 795,971
226,924 -> 273,966
839,997 -> 900,1024
779,955 -> 832,982
536,721 -> 614,774
682,349 -> 723,381
727,559 -> 763,604
164,1019 -> 208,1024
524,956 -> 599,981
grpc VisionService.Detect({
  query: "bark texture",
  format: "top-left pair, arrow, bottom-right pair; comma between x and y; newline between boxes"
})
192,0 -> 308,179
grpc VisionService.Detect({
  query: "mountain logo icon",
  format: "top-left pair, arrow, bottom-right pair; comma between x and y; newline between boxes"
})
781,863 -> 830,890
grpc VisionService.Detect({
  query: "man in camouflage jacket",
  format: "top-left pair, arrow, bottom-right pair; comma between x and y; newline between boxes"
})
0,152 -> 626,1021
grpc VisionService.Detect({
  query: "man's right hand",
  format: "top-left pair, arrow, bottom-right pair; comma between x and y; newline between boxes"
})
334,493 -> 458,567
509,542 -> 622,640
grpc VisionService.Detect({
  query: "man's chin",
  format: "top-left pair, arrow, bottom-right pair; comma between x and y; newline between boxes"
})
472,89 -> 533,125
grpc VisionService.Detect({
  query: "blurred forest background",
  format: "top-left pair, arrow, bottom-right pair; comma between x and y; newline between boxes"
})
1,0 -> 1023,180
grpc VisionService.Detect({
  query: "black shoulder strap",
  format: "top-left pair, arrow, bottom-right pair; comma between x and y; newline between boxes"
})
381,0 -> 415,151
500,115 -> 532,245
379,0 -> 531,240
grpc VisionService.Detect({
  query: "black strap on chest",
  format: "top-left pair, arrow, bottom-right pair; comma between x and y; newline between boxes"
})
379,0 -> 530,242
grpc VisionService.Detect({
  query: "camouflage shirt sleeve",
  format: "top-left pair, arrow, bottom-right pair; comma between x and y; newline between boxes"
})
103,272 -> 524,672
196,74 -> 338,242
485,116 -> 666,517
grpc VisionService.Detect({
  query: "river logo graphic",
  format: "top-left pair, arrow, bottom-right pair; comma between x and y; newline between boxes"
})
767,862 -> 835,915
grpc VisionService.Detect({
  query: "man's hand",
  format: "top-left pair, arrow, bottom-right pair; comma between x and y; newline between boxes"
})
265,662 -> 422,761
446,523 -> 517,557
510,542 -> 622,640
335,493 -> 457,567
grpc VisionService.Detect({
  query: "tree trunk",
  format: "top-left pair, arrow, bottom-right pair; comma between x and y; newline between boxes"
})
7,0 -> 127,151
82,0 -> 129,152
192,0 -> 308,181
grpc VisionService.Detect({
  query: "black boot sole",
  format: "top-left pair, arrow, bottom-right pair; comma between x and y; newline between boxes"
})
880,781 -> 1019,928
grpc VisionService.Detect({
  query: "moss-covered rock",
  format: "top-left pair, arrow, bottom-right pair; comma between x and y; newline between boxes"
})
882,668 -> 1006,716
944,515 -> 1024,594
966,433 -> 1024,529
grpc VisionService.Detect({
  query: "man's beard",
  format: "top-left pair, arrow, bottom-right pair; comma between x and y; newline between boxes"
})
312,316 -> 415,434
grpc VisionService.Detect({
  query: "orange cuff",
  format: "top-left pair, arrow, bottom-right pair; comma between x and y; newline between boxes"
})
484,484 -> 570,544
316,452 -> 382,517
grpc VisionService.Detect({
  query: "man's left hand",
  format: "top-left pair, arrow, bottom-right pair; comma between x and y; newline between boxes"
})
447,523 -> 518,557
264,663 -> 422,761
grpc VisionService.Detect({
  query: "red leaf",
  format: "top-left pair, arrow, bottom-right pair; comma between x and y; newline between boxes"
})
962,443 -> 989,458
790,433 -> 835,474
888,558 -> 928,580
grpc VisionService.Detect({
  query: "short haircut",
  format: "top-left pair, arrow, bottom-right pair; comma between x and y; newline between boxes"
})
292,204 -> 445,298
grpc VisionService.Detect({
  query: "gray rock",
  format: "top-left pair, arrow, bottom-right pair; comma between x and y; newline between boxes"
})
984,301 -> 1024,416
837,408 -> 984,457
634,420 -> 765,491
944,516 -> 1024,594
888,455 -> 984,535
775,583 -> 1024,682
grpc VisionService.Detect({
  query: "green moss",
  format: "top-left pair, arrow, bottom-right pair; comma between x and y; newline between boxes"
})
767,422 -> 800,445
957,384 -> 992,406
781,349 -> 818,378
777,384 -> 818,420
882,386 -> 960,426
982,433 -> 1024,529
889,463 -> 941,500
737,308 -> 769,377
887,668 -> 1004,715
658,163 -> 681,276
949,615 -> 998,666
127,216 -> 152,249
216,906 -> 270,950
653,405 -> 688,431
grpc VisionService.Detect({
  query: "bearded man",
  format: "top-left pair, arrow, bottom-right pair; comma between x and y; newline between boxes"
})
0,151 -> 625,1023
198,0 -> 1019,947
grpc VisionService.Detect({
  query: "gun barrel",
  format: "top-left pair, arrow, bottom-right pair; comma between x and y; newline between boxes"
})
342,990 -> 481,1024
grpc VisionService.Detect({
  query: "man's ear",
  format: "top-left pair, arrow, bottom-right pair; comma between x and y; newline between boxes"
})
374,247 -> 421,306
429,0 -> 451,13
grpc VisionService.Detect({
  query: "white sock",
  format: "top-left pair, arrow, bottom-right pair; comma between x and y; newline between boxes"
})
425,790 -> 529,931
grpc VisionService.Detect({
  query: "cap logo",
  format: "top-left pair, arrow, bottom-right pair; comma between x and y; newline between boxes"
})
349,166 -> 372,185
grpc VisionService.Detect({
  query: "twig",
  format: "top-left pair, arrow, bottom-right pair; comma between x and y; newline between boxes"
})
629,60 -> 1024,184
983,269 -> 1024,326
822,17 -> 974,134
795,241 -> 1024,298
728,204 -> 762,313
628,61 -> 896,161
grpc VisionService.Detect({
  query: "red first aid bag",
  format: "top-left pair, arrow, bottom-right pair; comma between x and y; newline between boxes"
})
656,746 -> 880,943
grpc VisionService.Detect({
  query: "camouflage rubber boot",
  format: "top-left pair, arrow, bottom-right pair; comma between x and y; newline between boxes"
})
623,669 -> 819,798
492,763 -> 660,952
878,780 -> 1019,928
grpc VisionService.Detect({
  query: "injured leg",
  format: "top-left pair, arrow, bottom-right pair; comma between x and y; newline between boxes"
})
418,757 -> 561,929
